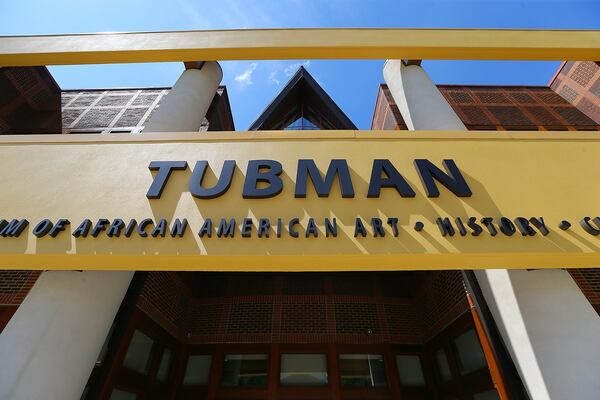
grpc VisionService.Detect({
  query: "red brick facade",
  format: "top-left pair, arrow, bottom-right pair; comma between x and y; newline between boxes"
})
134,271 -> 470,346
0,270 -> 41,305
0,270 -> 41,332
0,67 -> 62,134
372,83 -> 599,131
569,269 -> 600,316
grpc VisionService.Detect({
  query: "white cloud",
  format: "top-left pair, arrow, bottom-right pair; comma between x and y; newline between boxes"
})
268,60 -> 311,86
234,63 -> 258,87
268,70 -> 280,86
284,60 -> 311,77
177,0 -> 210,28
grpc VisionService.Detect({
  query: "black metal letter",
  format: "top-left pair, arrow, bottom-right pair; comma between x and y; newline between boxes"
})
32,219 -> 53,238
515,217 -> 536,236
436,217 -> 455,237
295,159 -> 354,198
325,218 -> 337,237
387,218 -> 399,237
529,217 -> 549,236
189,160 -> 235,199
72,219 -> 91,238
580,217 -> 600,235
480,217 -> 497,236
217,219 -> 235,238
414,159 -> 472,198
49,219 -> 70,238
124,219 -> 137,237
258,218 -> 270,238
499,217 -> 516,236
137,218 -> 153,237
170,219 -> 188,238
107,219 -> 125,237
368,159 -> 415,198
146,161 -> 187,199
241,218 -> 253,237
243,160 -> 283,199
198,219 -> 212,238
305,218 -> 318,238
0,219 -> 29,237
455,217 -> 467,236
354,218 -> 367,237
371,218 -> 385,237
467,217 -> 483,236
288,218 -> 300,238
91,219 -> 109,237
152,219 -> 167,237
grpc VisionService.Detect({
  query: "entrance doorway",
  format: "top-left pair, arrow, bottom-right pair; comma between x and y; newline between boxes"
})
85,272 -> 503,399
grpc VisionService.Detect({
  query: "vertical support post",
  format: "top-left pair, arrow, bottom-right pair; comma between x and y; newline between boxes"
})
474,269 -> 600,399
0,61 -> 225,399
0,270 -> 134,399
143,61 -> 223,133
383,58 -> 600,399
382,59 -> 465,130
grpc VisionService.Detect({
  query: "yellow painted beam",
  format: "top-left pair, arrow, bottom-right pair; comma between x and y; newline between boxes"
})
0,28 -> 599,66
3,254 -> 600,271
0,130 -> 600,271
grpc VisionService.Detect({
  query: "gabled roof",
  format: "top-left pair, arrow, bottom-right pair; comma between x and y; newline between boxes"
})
249,66 -> 357,130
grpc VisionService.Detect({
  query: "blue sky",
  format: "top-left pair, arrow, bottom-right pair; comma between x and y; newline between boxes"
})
1,0 -> 599,129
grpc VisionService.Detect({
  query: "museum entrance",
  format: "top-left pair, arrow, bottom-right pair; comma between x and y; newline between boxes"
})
83,271 -> 505,400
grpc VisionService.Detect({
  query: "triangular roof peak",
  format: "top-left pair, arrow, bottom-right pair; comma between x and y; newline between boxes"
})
249,66 -> 357,130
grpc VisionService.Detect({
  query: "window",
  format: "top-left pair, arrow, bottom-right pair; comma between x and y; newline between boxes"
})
280,354 -> 328,386
284,117 -> 320,130
453,329 -> 488,375
434,348 -> 453,383
183,355 -> 212,385
395,355 -> 426,387
122,330 -> 154,375
109,389 -> 137,400
156,348 -> 172,382
339,354 -> 387,388
221,354 -> 269,387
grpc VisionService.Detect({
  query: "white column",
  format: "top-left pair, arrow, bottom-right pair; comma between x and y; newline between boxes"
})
383,59 -> 600,399
0,63 -> 223,400
382,59 -> 465,130
0,270 -> 134,400
475,269 -> 600,399
143,61 -> 223,132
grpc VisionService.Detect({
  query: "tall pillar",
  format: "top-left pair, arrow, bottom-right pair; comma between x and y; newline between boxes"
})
0,63 -> 224,399
474,269 -> 600,399
383,59 -> 600,399
0,271 -> 134,399
382,59 -> 465,130
143,61 -> 223,132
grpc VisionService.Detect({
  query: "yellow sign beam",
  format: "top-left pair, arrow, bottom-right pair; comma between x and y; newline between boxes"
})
1,28 -> 599,66
1,131 -> 600,271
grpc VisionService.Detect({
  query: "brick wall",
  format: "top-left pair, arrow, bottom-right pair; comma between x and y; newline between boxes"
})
550,61 -> 600,124
416,270 -> 470,341
0,270 -> 41,305
136,272 -> 190,338
372,83 -> 600,131
569,269 -> 600,316
0,270 -> 41,332
136,271 -> 469,346
0,66 -> 62,134
371,84 -> 408,130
